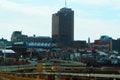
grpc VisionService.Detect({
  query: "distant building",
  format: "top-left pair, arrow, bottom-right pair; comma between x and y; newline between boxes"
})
52,7 -> 74,46
10,31 -> 54,55
72,41 -> 87,49
93,35 -> 112,51
93,36 -> 120,53
111,39 -> 120,52
0,38 -> 12,49
88,37 -> 91,47
11,31 -> 27,42
100,35 -> 112,40
11,31 -> 52,43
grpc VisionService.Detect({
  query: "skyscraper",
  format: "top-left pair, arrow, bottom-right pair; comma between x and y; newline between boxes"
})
52,7 -> 74,46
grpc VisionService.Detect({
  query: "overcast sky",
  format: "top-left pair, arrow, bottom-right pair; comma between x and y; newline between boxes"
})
0,0 -> 120,42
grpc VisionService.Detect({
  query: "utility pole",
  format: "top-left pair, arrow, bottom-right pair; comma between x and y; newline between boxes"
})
3,42 -> 6,64
65,0 -> 67,7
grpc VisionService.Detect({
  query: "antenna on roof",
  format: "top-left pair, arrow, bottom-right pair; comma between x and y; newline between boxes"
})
65,0 -> 67,8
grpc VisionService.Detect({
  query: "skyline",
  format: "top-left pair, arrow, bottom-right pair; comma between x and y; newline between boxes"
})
0,0 -> 120,42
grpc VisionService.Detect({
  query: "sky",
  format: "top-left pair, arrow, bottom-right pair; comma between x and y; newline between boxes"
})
0,0 -> 120,42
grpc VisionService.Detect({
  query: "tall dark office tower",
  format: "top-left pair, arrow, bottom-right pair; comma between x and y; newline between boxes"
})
52,7 -> 74,46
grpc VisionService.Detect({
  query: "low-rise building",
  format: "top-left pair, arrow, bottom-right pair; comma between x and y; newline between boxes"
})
72,41 -> 87,49
0,49 -> 17,65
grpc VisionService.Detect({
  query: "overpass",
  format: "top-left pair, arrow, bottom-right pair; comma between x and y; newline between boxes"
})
0,60 -> 120,80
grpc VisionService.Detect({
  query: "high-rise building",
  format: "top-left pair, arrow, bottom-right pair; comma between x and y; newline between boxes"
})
52,7 -> 74,46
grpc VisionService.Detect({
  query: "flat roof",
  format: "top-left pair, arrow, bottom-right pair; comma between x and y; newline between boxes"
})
1,49 -> 15,53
